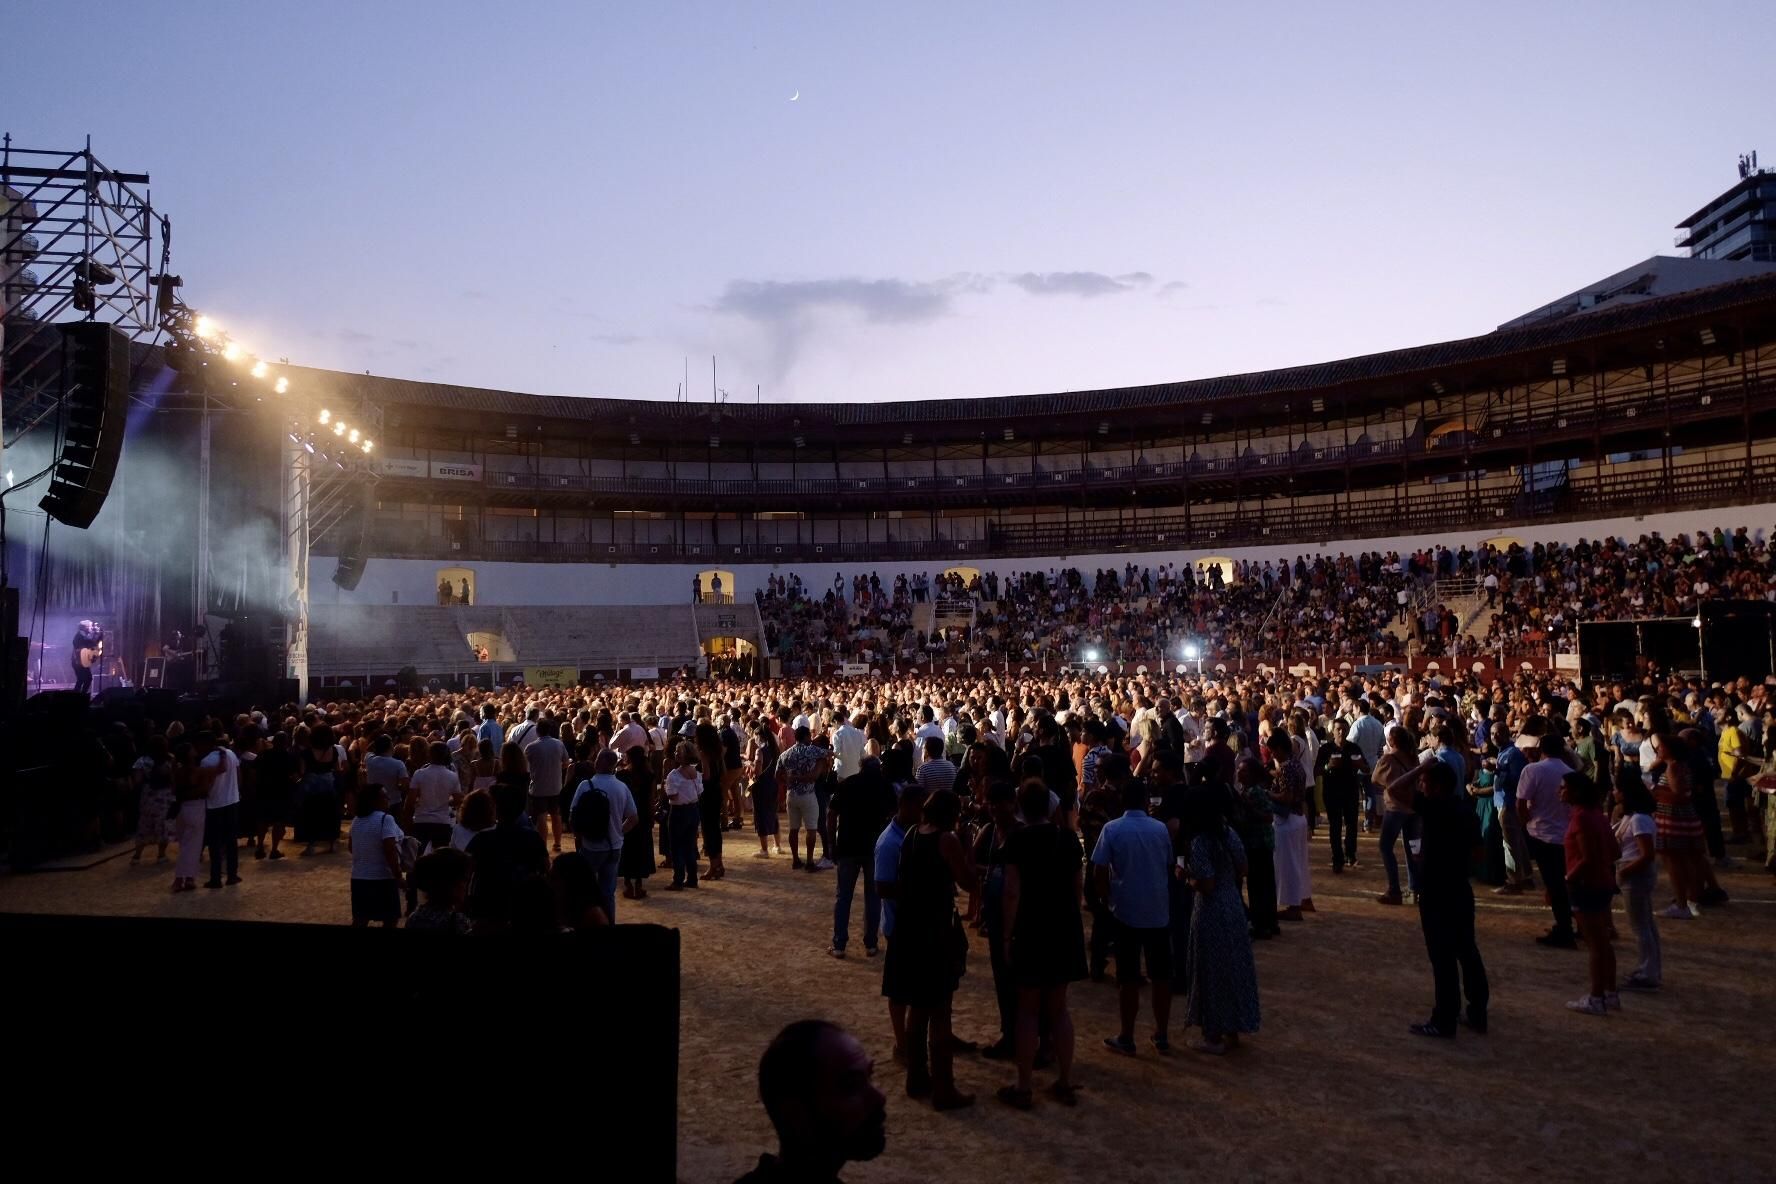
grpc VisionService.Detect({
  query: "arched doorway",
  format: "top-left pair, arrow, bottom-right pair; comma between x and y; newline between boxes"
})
1480,535 -> 1523,552
437,566 -> 476,605
1195,555 -> 1235,585
940,565 -> 982,597
702,635 -> 756,678
693,568 -> 736,605
465,630 -> 514,664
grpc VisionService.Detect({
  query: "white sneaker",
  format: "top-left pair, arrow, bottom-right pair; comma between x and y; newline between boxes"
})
1660,903 -> 1692,920
815,858 -> 835,870
1687,901 -> 1702,918
1565,995 -> 1607,1016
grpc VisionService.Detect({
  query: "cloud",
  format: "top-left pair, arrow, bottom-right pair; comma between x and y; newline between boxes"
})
1008,270 -> 1152,298
1158,280 -> 1191,297
714,277 -> 959,325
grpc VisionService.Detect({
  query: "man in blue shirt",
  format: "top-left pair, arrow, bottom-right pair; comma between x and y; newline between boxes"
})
874,781 -> 927,1063
1491,723 -> 1537,895
475,703 -> 504,755
1092,779 -> 1175,1055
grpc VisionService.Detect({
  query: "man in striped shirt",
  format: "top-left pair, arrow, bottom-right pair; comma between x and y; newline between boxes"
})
914,737 -> 957,796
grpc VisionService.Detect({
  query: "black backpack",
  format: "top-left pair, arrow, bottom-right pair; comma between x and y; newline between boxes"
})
571,779 -> 612,841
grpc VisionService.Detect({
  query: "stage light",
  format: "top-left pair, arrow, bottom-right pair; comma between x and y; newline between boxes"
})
1183,643 -> 1200,660
333,421 -> 346,436
319,409 -> 331,423
1083,648 -> 1100,662
4,469 -> 12,488
193,315 -> 217,340
250,360 -> 268,379
273,376 -> 289,394
361,439 -> 373,453
347,428 -> 360,443
222,341 -> 243,361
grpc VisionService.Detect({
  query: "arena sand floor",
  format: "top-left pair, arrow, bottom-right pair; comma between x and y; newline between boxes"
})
2,835 -> 1768,1183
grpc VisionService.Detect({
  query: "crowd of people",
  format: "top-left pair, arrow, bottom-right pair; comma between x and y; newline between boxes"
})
83,645 -> 1775,1125
750,524 -> 1776,671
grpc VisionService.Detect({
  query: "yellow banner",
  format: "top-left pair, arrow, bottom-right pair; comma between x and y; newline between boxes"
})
524,666 -> 577,688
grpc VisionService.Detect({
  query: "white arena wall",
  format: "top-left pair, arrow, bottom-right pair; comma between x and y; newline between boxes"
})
313,501 -> 1776,609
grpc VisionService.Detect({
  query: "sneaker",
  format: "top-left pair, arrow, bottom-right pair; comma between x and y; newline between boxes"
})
1699,886 -> 1729,906
1660,903 -> 1692,920
1535,931 -> 1578,949
1490,884 -> 1524,896
268,850 -> 286,860
1461,1013 -> 1488,1035
1103,1035 -> 1137,1057
1565,995 -> 1607,1016
1375,891 -> 1403,906
865,946 -> 879,958
1622,974 -> 1660,991
225,875 -> 241,886
827,945 -> 846,959
1409,1021 -> 1455,1039
1604,991 -> 1621,1012
815,858 -> 835,871
1687,901 -> 1702,918
1150,1034 -> 1172,1055
1188,1037 -> 1229,1055
752,851 -> 773,858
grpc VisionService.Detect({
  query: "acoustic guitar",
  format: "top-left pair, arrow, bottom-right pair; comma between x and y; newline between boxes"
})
78,640 -> 104,669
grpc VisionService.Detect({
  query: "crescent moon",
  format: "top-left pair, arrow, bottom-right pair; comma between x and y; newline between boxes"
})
789,90 -> 799,101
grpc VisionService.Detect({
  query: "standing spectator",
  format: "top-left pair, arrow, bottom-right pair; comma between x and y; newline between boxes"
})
997,780 -> 1084,1110
170,742 -> 207,892
1179,787 -> 1260,1055
406,847 -> 472,934
130,734 -> 175,865
1093,778 -> 1175,1057
973,781 -> 1022,1061
193,731 -> 242,890
781,725 -> 831,871
1233,753 -> 1278,939
1374,725 -> 1420,904
347,782 -> 405,928
1266,730 -> 1313,921
890,790 -> 976,1112
663,742 -> 704,891
1563,772 -> 1620,1015
1650,732 -> 1707,918
523,718 -> 571,855
747,721 -> 782,859
1613,768 -> 1662,991
876,782 -> 929,1064
570,748 -> 638,922
1315,718 -> 1367,874
1492,720 -> 1541,895
1517,733 -> 1578,948
829,757 -> 895,958
1384,759 -> 1489,1038
616,745 -> 657,900
408,741 -> 460,856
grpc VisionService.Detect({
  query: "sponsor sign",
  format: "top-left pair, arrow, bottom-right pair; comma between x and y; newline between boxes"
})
840,663 -> 870,677
629,666 -> 660,680
375,457 -> 427,479
524,666 -> 577,688
1552,653 -> 1581,671
431,461 -> 483,481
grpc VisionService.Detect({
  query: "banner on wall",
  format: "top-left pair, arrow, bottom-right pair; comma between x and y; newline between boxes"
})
629,666 -> 660,680
375,457 -> 427,479
431,461 -> 483,481
524,666 -> 577,688
839,663 -> 870,677
1552,653 -> 1581,671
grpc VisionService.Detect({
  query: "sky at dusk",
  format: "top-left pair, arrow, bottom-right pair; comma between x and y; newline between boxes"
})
6,1 -> 1772,405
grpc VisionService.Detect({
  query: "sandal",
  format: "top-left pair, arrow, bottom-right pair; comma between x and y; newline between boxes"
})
995,1085 -> 1034,1111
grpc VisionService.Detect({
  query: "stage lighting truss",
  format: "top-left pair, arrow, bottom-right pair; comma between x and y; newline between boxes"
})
2,136 -> 163,447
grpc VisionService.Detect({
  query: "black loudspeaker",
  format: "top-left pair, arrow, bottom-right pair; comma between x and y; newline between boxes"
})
330,485 -> 371,591
275,677 -> 300,705
40,322 -> 130,529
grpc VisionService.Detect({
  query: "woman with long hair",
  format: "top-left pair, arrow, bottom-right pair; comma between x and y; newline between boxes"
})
617,744 -> 657,899
747,720 -> 782,858
296,724 -> 343,856
1647,732 -> 1705,918
1179,785 -> 1260,1054
694,720 -> 727,881
1265,729 -> 1313,921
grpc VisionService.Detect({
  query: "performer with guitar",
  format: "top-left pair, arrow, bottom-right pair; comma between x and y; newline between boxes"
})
72,620 -> 103,697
